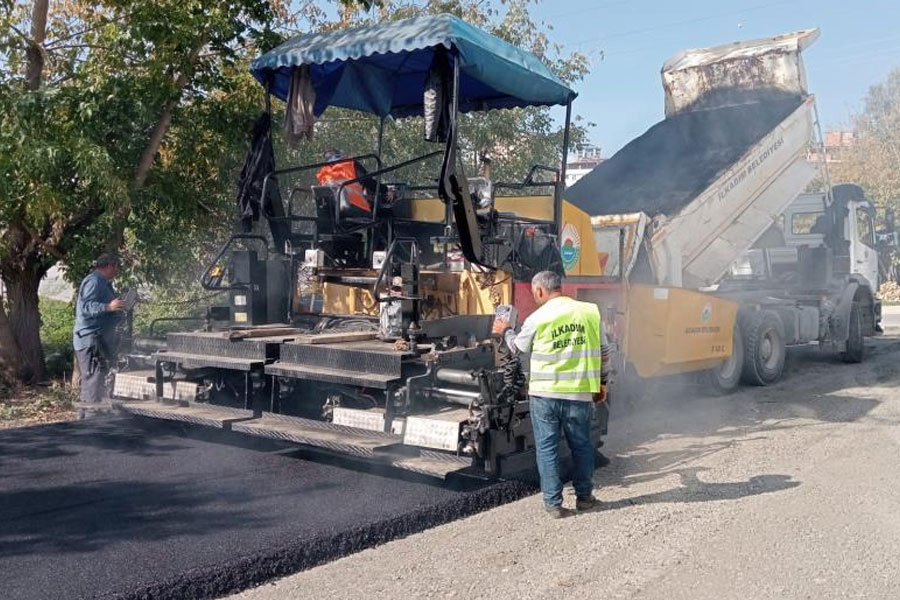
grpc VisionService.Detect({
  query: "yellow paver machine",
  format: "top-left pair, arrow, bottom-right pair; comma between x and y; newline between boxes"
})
113,14 -> 737,478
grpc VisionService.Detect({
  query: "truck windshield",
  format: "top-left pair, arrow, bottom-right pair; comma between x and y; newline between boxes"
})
856,207 -> 875,246
791,212 -> 825,235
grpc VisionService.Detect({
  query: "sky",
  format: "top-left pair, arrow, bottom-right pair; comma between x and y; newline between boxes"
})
530,0 -> 900,156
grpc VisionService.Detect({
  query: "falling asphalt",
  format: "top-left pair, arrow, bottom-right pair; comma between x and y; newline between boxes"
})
0,417 -> 533,600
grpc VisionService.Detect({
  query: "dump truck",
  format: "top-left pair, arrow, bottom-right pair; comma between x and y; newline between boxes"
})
563,29 -> 889,392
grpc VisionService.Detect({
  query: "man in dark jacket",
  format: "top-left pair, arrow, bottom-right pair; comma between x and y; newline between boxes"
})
73,254 -> 124,418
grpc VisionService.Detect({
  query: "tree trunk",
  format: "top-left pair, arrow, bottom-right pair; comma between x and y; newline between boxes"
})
105,99 -> 179,252
4,267 -> 48,383
106,43 -> 206,252
0,297 -> 24,384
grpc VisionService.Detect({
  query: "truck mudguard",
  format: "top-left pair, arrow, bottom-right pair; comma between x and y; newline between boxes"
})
832,281 -> 860,343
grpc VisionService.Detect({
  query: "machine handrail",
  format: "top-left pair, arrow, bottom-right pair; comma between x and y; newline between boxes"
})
494,164 -> 560,192
200,234 -> 269,291
258,153 -> 384,229
148,317 -> 206,338
334,150 -> 444,229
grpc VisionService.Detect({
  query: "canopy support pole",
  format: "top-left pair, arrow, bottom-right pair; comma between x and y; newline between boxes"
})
376,116 -> 386,161
443,56 -> 460,242
556,100 -> 573,235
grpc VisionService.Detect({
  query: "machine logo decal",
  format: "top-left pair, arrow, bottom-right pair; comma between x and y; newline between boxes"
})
560,223 -> 581,272
701,303 -> 713,323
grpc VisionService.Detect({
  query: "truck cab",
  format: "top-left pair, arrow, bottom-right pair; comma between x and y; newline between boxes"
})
783,188 -> 879,295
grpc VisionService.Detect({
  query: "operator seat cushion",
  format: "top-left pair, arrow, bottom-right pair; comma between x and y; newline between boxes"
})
312,185 -> 371,223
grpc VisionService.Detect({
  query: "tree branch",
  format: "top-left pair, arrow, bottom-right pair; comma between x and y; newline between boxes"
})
25,0 -> 50,91
43,13 -> 128,48
106,39 -> 208,252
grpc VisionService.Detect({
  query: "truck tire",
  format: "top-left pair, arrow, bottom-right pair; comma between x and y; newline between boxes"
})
840,301 -> 864,363
619,363 -> 646,407
707,324 -> 744,394
742,310 -> 786,386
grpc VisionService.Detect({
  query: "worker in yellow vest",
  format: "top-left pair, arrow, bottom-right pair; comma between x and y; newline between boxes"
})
493,270 -> 607,518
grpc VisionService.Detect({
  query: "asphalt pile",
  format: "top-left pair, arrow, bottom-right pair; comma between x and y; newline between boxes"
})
565,92 -> 804,217
0,417 -> 533,600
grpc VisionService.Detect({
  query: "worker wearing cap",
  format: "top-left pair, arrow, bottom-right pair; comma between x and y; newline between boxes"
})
492,270 -> 608,518
73,254 -> 125,418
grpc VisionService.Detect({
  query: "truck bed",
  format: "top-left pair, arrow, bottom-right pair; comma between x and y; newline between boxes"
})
565,93 -> 803,217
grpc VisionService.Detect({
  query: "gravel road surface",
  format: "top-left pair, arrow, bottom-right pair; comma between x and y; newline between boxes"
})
0,418 -> 531,600
233,336 -> 900,600
882,305 -> 900,331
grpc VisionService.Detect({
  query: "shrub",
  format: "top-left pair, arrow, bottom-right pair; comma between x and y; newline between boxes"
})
40,297 -> 75,379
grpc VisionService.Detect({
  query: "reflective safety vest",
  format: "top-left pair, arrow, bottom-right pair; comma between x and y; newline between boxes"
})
529,296 -> 602,394
316,160 -> 372,212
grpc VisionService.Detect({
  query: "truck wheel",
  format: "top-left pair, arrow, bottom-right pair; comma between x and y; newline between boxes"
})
840,301 -> 864,363
707,324 -> 744,394
742,310 -> 786,386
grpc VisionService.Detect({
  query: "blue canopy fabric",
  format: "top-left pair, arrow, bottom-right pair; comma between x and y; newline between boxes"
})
251,13 -> 576,117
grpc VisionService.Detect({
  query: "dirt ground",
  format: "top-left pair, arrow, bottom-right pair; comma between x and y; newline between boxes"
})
0,386 -> 77,430
231,335 -> 900,600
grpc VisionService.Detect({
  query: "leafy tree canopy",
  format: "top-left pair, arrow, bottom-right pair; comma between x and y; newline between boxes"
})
830,66 -> 900,221
0,0 -> 592,384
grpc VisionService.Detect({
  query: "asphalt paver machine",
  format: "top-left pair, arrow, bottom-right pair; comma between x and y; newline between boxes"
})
114,14 -> 603,478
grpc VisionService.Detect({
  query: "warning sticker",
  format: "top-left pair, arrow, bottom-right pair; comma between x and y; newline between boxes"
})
560,223 -> 581,272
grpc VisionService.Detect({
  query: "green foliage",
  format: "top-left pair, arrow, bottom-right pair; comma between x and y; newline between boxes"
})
0,1 -> 285,286
831,66 -> 900,221
132,288 -> 222,337
1,0 -> 593,382
38,297 -> 74,378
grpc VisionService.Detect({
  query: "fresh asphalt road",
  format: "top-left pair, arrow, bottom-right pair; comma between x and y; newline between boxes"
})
0,417 -> 530,600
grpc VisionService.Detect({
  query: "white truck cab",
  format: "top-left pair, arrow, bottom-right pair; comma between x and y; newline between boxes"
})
784,188 -> 879,295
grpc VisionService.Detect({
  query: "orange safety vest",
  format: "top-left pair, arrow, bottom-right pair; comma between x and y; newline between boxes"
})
316,160 -> 372,212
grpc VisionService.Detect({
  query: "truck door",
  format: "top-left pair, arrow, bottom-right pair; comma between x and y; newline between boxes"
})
850,202 -> 879,289
590,213 -> 648,279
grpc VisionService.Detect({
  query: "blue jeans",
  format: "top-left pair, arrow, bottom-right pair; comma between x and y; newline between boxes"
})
530,395 -> 596,508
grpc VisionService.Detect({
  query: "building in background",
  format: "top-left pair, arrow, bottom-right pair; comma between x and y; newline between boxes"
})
565,144 -> 604,187
809,130 -> 855,163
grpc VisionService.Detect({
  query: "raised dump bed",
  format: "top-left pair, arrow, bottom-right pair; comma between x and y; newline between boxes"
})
567,30 -> 821,288
565,94 -> 804,219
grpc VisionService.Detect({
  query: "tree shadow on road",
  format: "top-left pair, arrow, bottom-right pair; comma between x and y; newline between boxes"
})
599,437 -> 769,489
589,466 -> 799,512
0,478 -> 282,559
0,417 -> 193,469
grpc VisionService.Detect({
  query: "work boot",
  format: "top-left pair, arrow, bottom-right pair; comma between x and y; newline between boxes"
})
575,495 -> 602,511
594,450 -> 611,468
545,505 -> 574,519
